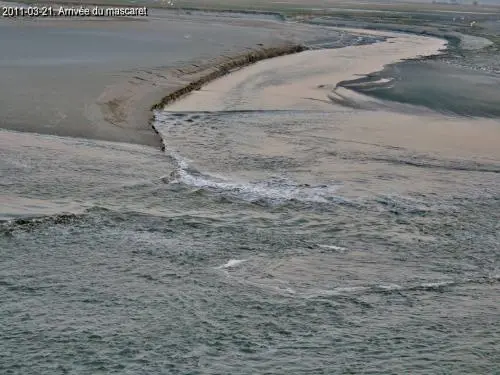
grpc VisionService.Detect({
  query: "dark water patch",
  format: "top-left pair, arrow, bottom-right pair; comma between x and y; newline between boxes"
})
0,279 -> 41,296
375,195 -> 435,216
227,155 -> 302,171
0,206 -> 226,237
338,60 -> 500,118
157,109 -> 325,123
0,213 -> 87,236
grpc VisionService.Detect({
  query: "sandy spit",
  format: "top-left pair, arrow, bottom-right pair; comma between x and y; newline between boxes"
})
166,29 -> 448,112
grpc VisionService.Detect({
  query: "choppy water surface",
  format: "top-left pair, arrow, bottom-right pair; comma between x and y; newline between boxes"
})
2,57 -> 500,373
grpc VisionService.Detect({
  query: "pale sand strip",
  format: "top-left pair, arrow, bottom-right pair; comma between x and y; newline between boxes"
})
166,30 -> 447,112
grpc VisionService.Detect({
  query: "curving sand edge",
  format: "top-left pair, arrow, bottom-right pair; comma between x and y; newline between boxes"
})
90,43 -> 306,149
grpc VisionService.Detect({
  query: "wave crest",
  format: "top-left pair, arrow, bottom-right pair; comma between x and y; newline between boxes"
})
161,152 -> 347,205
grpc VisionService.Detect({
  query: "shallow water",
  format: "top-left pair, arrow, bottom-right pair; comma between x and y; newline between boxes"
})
2,42 -> 500,374
339,59 -> 500,118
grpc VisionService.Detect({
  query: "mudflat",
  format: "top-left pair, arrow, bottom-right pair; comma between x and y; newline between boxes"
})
0,7 -> 353,146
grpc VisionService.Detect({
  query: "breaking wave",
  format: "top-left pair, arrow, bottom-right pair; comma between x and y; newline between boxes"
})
154,111 -> 349,205
160,151 -> 346,205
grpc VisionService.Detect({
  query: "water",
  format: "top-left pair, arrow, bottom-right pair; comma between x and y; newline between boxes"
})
2,59 -> 500,374
338,59 -> 500,118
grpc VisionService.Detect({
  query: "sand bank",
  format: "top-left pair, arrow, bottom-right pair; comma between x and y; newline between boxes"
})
0,8 -> 353,147
166,29 -> 447,112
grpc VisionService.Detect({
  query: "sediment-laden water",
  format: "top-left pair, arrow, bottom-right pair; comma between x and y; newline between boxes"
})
1,36 -> 500,374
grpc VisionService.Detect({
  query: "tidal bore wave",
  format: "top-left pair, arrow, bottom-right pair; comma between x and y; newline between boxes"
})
155,111 -> 353,206
160,152 -> 347,205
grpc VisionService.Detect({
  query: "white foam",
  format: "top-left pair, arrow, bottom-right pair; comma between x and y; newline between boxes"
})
420,281 -> 454,288
377,284 -> 403,291
219,259 -> 247,269
347,77 -> 394,88
154,111 -> 347,205
306,286 -> 369,298
318,244 -> 347,251
165,151 -> 343,205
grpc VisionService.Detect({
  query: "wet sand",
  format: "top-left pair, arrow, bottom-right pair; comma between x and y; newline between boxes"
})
0,8 -> 352,146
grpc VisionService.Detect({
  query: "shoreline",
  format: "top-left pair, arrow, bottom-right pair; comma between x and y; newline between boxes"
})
149,45 -> 306,112
141,44 -> 306,149
91,30 -> 446,152
134,44 -> 307,150
163,29 -> 448,113
118,27 -> 453,151
87,43 -> 309,151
